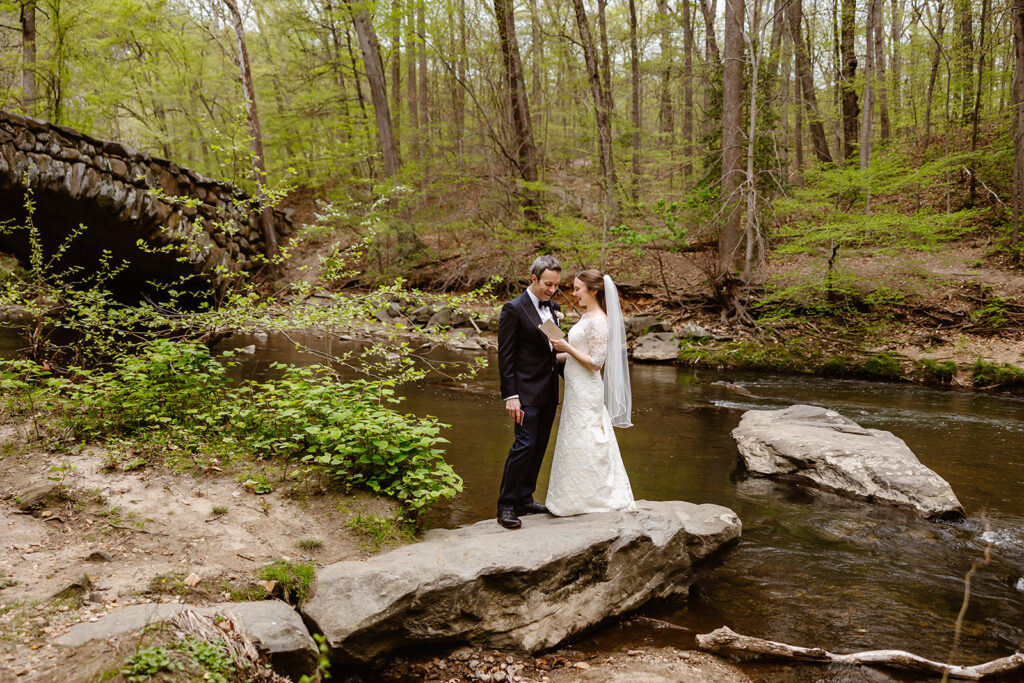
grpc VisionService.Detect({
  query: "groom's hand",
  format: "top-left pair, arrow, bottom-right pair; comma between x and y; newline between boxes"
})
505,397 -> 524,425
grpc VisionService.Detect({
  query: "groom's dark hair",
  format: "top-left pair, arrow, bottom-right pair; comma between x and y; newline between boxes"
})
530,255 -> 562,279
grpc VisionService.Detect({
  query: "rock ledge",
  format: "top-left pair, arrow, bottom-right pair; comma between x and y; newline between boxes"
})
302,500 -> 741,661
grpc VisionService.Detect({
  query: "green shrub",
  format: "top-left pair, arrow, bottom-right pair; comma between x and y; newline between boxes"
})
972,359 -> 1024,389
2,340 -> 463,518
346,511 -> 415,552
917,359 -> 958,384
856,352 -> 904,380
821,356 -> 855,377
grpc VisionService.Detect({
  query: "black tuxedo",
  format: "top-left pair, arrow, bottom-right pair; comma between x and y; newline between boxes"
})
496,291 -> 562,512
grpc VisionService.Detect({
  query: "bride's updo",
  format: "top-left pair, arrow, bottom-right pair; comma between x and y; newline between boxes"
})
576,269 -> 606,312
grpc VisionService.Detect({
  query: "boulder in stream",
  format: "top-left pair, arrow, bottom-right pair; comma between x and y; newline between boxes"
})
302,500 -> 741,662
731,404 -> 964,519
631,332 -> 680,362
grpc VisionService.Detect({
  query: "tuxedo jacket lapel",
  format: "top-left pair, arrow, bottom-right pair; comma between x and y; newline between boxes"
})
519,292 -> 553,346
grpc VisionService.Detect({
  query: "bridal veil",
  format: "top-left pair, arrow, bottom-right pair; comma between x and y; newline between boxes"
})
603,274 -> 632,427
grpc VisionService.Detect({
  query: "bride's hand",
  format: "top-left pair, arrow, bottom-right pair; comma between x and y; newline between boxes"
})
556,352 -> 568,363
551,338 -> 570,352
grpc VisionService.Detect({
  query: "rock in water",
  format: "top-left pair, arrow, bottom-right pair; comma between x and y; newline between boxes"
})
302,500 -> 740,661
631,332 -> 679,362
731,404 -> 964,519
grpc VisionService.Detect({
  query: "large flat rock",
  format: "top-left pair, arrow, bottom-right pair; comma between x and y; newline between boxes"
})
55,600 -> 317,680
302,500 -> 741,661
731,404 -> 964,519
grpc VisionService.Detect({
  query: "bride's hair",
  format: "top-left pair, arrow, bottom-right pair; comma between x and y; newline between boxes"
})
576,269 -> 606,312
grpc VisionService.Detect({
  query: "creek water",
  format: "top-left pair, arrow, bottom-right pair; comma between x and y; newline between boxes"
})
214,332 -> 1024,679
4,327 -> 1022,679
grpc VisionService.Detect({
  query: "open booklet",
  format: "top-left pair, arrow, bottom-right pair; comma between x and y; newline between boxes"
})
538,319 -> 566,340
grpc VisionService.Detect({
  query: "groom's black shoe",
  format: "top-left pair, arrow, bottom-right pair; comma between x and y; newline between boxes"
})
497,510 -> 522,529
515,502 -> 549,516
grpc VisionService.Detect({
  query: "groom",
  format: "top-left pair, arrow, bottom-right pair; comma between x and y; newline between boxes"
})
495,255 -> 564,530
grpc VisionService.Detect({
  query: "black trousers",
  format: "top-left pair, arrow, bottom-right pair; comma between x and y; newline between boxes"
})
497,401 -> 557,512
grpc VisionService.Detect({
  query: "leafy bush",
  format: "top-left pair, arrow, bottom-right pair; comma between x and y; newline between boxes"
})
972,360 -> 1024,389
917,359 -> 958,384
857,353 -> 904,380
2,340 -> 462,518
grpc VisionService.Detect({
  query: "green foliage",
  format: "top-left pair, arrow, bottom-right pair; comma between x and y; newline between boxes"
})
174,637 -> 235,682
297,538 -> 324,551
2,340 -> 462,517
917,359 -> 958,384
256,560 -> 315,605
972,360 -> 1024,389
972,295 -> 1010,329
120,646 -> 181,682
345,511 -> 415,552
857,353 -> 904,380
298,633 -> 332,683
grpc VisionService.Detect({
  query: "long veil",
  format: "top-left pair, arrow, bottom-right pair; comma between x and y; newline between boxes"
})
603,275 -> 632,427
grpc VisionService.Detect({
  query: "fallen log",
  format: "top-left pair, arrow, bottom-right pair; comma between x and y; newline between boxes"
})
695,626 -> 1024,680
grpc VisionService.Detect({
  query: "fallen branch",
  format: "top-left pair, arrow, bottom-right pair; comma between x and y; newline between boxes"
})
694,627 -> 1024,680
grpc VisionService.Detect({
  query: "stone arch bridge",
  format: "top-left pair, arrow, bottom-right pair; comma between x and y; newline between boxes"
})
0,110 -> 294,296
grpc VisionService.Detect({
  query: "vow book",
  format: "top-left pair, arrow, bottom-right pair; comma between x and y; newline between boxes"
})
538,319 -> 565,340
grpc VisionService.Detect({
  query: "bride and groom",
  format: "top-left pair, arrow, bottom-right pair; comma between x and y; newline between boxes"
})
496,255 -> 635,530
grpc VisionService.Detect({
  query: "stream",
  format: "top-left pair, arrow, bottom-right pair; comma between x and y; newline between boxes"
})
4,327 -> 1022,680
217,332 -> 1024,680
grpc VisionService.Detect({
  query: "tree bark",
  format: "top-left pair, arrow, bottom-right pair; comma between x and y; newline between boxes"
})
656,0 -> 674,145
390,0 -> 401,152
417,0 -> 428,178
873,0 -> 890,142
598,0 -> 614,118
955,0 -> 974,122
696,627 -> 1024,679
571,0 -> 621,225
890,0 -> 904,127
682,0 -> 695,176
720,0 -> 745,274
860,0 -> 876,173
20,0 -> 36,115
222,0 -> 277,258
629,0 -> 641,202
1013,0 -> 1024,248
922,0 -> 945,152
968,0 -> 990,205
699,0 -> 720,139
348,2 -> 402,178
406,1 -> 419,159
493,0 -> 541,221
840,0 -> 859,160
787,0 -> 832,162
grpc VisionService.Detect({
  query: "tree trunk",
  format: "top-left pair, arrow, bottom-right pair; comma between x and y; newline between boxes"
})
598,0 -> 614,118
955,0 -> 974,122
493,0 -> 541,221
656,0 -> 674,145
222,0 -> 277,258
1012,0 -> 1024,248
787,0 -> 832,162
417,0 -> 428,177
860,0 -> 876,214
571,0 -> 621,225
629,0 -> 641,202
890,0 -> 904,129
873,0 -> 890,142
720,0 -> 745,274
840,0 -> 859,160
700,0 -> 720,139
20,0 -> 36,115
968,0 -> 990,205
406,1 -> 419,159
390,0 -> 401,152
348,2 -> 402,178
682,0 -> 695,176
325,2 -> 352,138
743,0 -> 764,284
455,0 -> 467,157
923,0 -> 946,152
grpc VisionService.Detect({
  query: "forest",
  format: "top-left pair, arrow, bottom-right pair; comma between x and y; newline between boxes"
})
1,0 -> 1021,297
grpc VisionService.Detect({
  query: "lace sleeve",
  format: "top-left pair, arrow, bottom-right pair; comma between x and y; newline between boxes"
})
586,317 -> 609,369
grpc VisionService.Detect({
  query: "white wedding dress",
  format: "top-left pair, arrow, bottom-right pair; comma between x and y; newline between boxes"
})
546,314 -> 637,516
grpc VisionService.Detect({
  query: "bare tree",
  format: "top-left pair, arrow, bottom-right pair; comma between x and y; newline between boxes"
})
967,0 -> 990,205
20,0 -> 36,115
720,0 -> 744,275
656,0 -> 674,145
873,0 -> 890,141
1013,0 -> 1024,248
347,1 -> 401,178
787,0 -> 832,162
840,0 -> 859,159
682,0 -> 695,177
222,0 -> 277,258
572,0 -> 621,225
922,0 -> 946,151
629,0 -> 641,202
493,0 -> 541,221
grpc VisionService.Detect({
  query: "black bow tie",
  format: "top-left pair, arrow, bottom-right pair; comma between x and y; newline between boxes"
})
538,299 -> 555,311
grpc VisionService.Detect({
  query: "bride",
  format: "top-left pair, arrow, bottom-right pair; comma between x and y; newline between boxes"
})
547,270 -> 636,515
